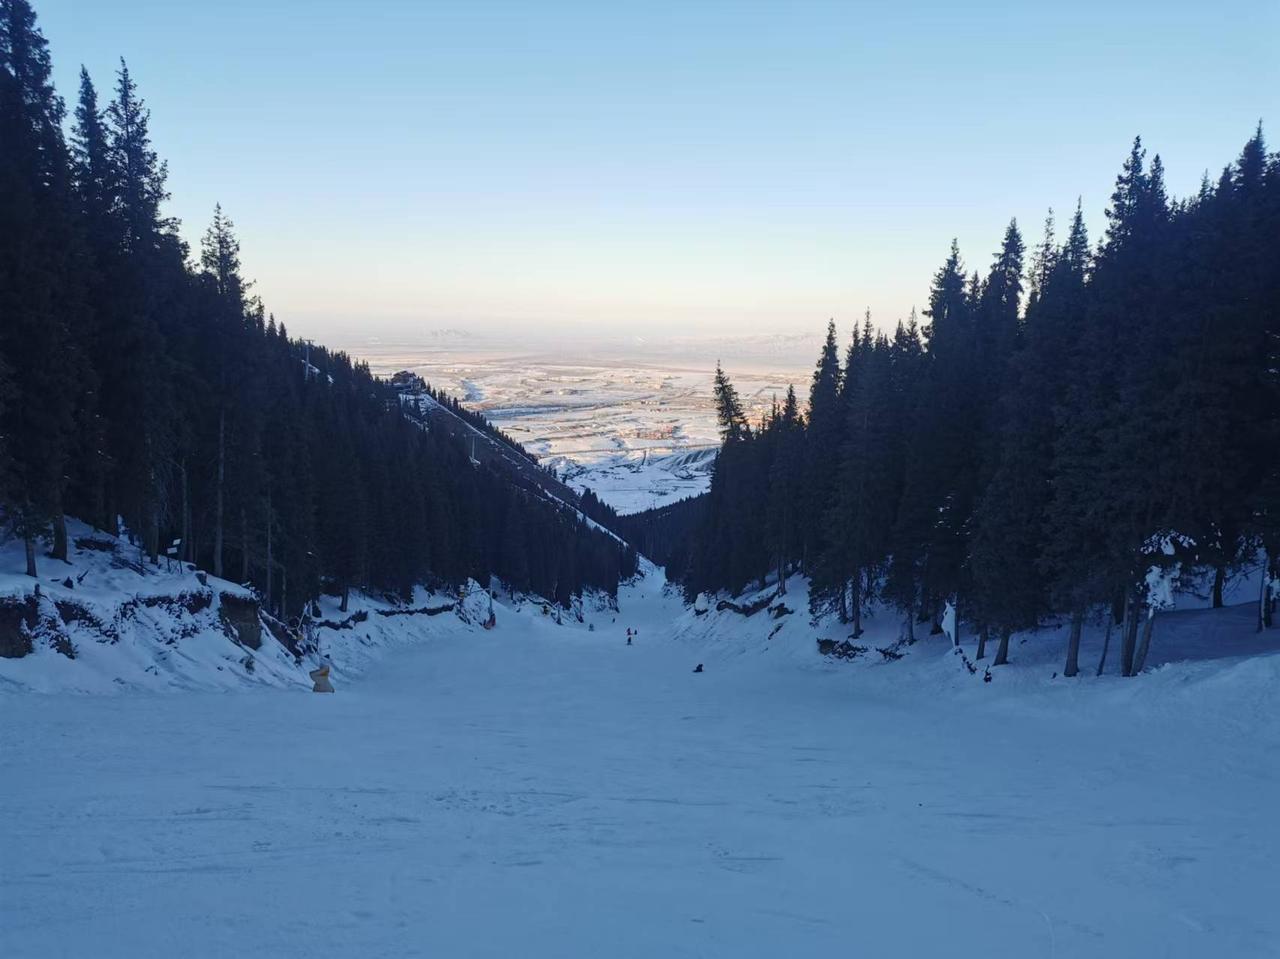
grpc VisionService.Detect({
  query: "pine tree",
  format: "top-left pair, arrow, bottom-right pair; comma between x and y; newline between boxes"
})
1043,137 -> 1177,675
199,204 -> 255,577
99,58 -> 178,559
65,66 -> 114,532
972,213 -> 1077,665
712,361 -> 747,441
882,314 -> 924,637
107,59 -> 174,252
889,243 -> 975,633
965,221 -> 1027,663
0,0 -> 84,575
821,325 -> 897,634
71,67 -> 114,225
976,220 -> 1024,372
801,320 -> 843,574
666,129 -> 1274,668
0,347 -> 11,508
501,495 -> 531,595
1026,209 -> 1055,313
201,204 -> 246,301
765,385 -> 803,593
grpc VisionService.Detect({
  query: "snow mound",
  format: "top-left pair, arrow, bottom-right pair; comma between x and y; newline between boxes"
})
0,520 -> 636,695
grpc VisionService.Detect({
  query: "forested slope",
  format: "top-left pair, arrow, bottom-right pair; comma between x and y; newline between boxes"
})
0,0 -> 636,620
668,134 -> 1279,675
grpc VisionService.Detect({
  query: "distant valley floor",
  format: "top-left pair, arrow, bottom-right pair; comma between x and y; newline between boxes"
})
346,335 -> 816,513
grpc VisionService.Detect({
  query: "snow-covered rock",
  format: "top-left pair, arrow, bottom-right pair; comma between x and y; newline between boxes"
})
455,579 -> 495,627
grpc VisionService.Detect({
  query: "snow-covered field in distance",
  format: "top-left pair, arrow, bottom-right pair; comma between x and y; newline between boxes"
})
337,329 -> 820,513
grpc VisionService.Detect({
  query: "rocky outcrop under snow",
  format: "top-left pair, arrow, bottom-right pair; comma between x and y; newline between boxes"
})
0,520 -> 522,694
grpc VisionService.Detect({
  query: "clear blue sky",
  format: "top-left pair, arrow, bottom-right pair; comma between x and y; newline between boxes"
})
36,0 -> 1280,341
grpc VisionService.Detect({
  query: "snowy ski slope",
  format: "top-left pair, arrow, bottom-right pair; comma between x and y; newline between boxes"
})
3,559 -> 1279,958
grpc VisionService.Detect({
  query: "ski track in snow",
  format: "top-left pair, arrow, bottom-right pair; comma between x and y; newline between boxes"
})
3,571 -> 1279,958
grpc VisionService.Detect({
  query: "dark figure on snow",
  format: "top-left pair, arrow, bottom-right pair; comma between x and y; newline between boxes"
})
693,663 -> 703,673
626,628 -> 632,646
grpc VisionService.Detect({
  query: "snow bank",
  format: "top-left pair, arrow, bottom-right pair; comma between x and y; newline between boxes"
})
664,570 -> 1280,710
0,520 -> 640,695
4,518 -> 1275,706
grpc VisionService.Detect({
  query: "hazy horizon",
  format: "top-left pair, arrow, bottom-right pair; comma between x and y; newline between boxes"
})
36,0 -> 1280,342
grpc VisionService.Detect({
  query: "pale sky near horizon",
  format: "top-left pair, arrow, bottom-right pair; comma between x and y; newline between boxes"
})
35,0 -> 1280,342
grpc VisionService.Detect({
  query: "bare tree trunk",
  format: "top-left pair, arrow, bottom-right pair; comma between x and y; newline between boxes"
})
1126,601 -> 1142,676
340,584 -> 349,613
24,530 -> 37,578
1259,551 -> 1274,631
1120,590 -> 1138,677
1212,564 -> 1225,608
976,624 -> 989,660
904,600 -> 915,643
1064,607 -> 1084,677
178,460 -> 191,563
851,574 -> 862,638
213,408 -> 225,578
1133,607 -> 1157,674
265,492 -> 273,615
1265,553 -> 1275,629
777,555 -> 786,596
52,509 -> 68,562
992,628 -> 1011,666
1096,615 -> 1113,676
147,483 -> 160,565
240,508 -> 249,582
92,472 -> 106,533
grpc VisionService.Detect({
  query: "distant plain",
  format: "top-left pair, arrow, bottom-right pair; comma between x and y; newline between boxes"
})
342,331 -> 820,513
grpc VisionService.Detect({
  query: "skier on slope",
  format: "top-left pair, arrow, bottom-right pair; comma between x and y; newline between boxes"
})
626,627 -> 632,646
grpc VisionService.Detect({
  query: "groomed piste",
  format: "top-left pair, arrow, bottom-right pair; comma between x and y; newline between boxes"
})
3,538 -> 1277,958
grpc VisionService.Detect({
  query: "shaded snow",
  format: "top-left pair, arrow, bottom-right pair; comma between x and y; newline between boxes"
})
2,556 -> 1279,956
0,521 -> 501,694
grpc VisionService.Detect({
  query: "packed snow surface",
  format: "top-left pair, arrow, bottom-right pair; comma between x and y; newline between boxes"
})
3,567 -> 1279,957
